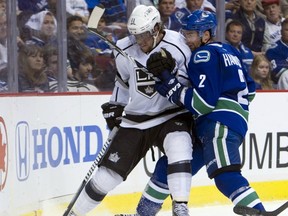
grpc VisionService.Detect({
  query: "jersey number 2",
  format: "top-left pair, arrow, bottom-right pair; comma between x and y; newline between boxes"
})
237,69 -> 249,106
198,74 -> 206,88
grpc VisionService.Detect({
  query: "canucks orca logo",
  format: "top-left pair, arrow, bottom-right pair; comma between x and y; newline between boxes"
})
194,50 -> 210,63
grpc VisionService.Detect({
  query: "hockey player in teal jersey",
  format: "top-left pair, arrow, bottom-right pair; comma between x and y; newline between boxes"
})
116,10 -> 267,216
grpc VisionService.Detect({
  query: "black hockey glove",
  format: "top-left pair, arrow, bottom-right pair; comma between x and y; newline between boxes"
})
101,102 -> 124,130
146,48 -> 176,80
155,73 -> 184,106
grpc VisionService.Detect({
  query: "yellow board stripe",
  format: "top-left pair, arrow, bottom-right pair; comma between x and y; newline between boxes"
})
22,180 -> 288,215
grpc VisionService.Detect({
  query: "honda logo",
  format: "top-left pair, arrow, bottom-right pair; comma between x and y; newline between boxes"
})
15,121 -> 30,181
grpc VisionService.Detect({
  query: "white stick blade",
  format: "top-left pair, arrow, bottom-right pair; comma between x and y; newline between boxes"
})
87,6 -> 105,29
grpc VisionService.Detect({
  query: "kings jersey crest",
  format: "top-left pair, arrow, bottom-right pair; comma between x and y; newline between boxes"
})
135,67 -> 157,98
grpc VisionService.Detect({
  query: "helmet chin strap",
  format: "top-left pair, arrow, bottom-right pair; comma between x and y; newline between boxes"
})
200,31 -> 212,46
200,38 -> 208,46
152,30 -> 160,48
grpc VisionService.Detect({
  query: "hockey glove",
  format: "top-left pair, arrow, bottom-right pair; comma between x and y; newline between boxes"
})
155,71 -> 184,106
146,48 -> 176,80
101,102 -> 124,130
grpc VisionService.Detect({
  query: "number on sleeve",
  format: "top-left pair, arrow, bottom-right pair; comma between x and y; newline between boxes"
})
198,74 -> 206,88
237,69 -> 249,105
270,59 -> 277,70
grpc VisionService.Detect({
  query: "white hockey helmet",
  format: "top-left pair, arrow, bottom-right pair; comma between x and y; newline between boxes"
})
127,5 -> 161,35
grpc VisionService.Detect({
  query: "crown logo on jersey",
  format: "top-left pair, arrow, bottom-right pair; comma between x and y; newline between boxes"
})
136,68 -> 157,98
144,85 -> 154,94
175,121 -> 183,126
108,152 -> 120,163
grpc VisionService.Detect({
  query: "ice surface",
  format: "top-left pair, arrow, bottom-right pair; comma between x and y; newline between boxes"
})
157,201 -> 288,216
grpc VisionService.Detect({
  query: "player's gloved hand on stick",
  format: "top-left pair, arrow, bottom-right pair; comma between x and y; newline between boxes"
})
155,71 -> 184,106
146,48 -> 176,80
101,102 -> 124,130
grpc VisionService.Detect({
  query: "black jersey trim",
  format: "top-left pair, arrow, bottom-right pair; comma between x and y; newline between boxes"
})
124,107 -> 186,123
114,42 -> 135,59
161,39 -> 189,72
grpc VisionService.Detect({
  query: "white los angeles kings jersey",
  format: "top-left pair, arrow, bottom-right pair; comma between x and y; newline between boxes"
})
110,29 -> 191,129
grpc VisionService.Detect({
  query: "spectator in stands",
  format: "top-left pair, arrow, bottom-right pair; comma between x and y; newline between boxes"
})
93,54 -> 117,91
24,10 -> 57,47
266,18 -> 288,89
98,0 -> 128,39
0,75 -> 7,92
0,11 -> 25,92
0,11 -> 7,74
17,0 -> 48,14
46,0 -> 56,15
191,0 -> 216,11
67,15 -> 112,55
66,15 -> 116,91
280,0 -> 288,18
225,20 -> 254,72
250,54 -> 274,90
99,0 -> 127,25
66,0 -> 90,24
18,44 -> 49,92
229,0 -> 269,55
208,0 -> 241,19
44,46 -> 70,91
224,0 -> 241,11
0,0 -> 6,12
43,45 -> 100,92
174,0 -> 186,8
96,16 -> 119,45
262,0 -> 285,51
0,11 -> 7,92
157,0 -> 180,30
66,15 -> 106,92
224,0 -> 241,19
67,40 -> 99,92
70,54 -> 94,83
43,45 -> 58,83
135,0 -> 154,6
67,15 -> 86,41
170,0 -> 216,31
174,0 -> 215,9
85,0 -> 100,14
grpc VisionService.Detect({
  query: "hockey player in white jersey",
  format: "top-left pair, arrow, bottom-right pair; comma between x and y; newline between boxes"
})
70,5 -> 194,216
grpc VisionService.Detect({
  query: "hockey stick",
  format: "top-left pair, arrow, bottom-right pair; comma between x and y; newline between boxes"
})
233,201 -> 288,216
63,127 -> 119,216
87,6 -> 158,81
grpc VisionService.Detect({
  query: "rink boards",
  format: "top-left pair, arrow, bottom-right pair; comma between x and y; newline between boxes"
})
0,92 -> 287,215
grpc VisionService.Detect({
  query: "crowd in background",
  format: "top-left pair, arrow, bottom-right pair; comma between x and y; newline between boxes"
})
0,0 -> 288,93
